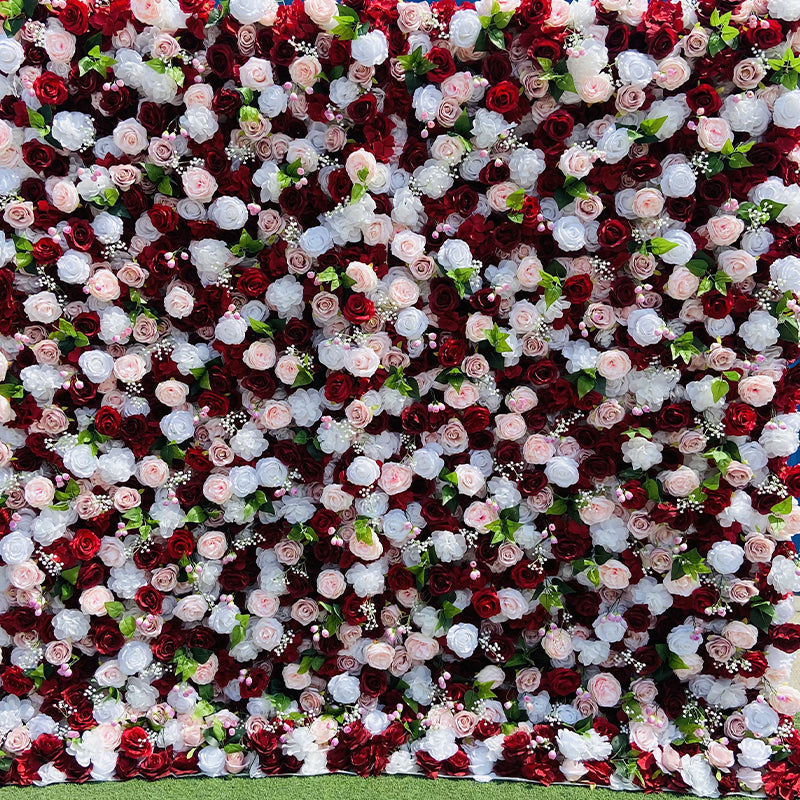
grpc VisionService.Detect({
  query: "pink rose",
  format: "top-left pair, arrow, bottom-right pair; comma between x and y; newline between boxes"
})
587,672 -> 622,707
247,590 -> 280,617
738,375 -> 776,407
365,641 -> 395,670
404,633 -> 440,661
661,465 -> 700,497
197,530 -> 227,560
523,434 -> 555,464
203,474 -> 232,505
182,167 -> 218,202
598,559 -> 631,589
316,569 -> 346,599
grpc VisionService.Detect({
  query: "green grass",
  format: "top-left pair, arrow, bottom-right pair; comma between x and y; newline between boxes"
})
0,775 -> 687,800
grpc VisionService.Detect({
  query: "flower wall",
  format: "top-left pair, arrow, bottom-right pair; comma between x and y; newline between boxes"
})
0,0 -> 799,792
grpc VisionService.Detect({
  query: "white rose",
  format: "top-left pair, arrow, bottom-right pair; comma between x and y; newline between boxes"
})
79,350 -> 115,383
552,216 -> 586,251
621,436 -> 663,470
0,38 -> 24,75
626,308 -> 664,346
446,623 -> 478,657
328,673 -> 361,703
52,609 -> 90,641
773,90 -> 800,128
230,0 -> 271,23
544,456 -> 580,487
346,456 -> 380,485
298,226 -> 333,258
208,196 -> 248,230
448,9 -> 482,47
350,30 -> 388,66
57,251 -> 91,284
118,641 -> 153,675
660,163 -> 696,198
160,409 -> 196,443
707,541 -> 745,574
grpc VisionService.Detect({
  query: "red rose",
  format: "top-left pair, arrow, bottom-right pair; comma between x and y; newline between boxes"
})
563,274 -> 592,303
134,586 -> 164,614
771,624 -> 800,653
120,726 -> 153,759
425,47 -> 456,82
472,587 -> 501,618
485,80 -> 520,116
2,666 -> 33,696
33,72 -> 68,106
324,371 -> 355,404
31,238 -> 62,264
94,406 -> 121,436
59,0 -> 89,33
148,204 -> 180,234
343,294 -> 375,325
71,529 -> 101,561
725,402 -> 757,435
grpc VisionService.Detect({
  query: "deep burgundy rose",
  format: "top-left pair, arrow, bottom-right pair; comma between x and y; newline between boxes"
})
206,42 -> 236,77
348,94 -> 378,124
646,24 -> 679,58
545,668 -> 581,697
21,140 -> 55,171
485,81 -> 520,115
237,267 -> 271,297
324,371 -> 354,403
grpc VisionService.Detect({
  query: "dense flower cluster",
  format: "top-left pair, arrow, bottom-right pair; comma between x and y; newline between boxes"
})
0,0 -> 798,791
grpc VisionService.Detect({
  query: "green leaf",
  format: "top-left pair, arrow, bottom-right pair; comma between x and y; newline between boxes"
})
61,566 -> 80,585
771,496 -> 793,515
639,116 -> 667,137
711,378 -> 729,403
453,110 -> 472,138
728,152 -> 752,169
650,237 -> 679,256
354,518 -> 374,546
750,597 -> 775,631
27,108 -> 46,131
104,601 -> 124,619
185,505 -> 207,524
506,188 -> 524,211
291,367 -> 314,389
0,383 -> 23,399
119,616 -> 136,638
350,182 -> 366,204
485,324 -> 512,354
249,317 -> 274,337
577,373 -> 595,399
487,26 -> 506,50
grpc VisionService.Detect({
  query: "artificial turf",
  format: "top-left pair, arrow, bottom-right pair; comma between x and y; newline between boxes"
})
0,775 -> 685,800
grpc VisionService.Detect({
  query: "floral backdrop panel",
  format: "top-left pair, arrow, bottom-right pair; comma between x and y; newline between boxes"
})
0,0 -> 799,794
